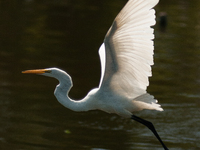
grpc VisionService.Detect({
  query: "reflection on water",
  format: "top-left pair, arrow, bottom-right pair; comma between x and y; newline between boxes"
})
0,0 -> 200,149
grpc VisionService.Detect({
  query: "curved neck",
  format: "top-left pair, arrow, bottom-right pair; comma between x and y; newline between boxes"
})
54,75 -> 95,112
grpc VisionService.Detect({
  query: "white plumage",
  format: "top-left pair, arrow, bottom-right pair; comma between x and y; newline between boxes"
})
22,0 -> 161,121
23,0 -> 168,149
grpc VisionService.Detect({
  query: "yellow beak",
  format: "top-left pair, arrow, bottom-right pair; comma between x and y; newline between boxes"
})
22,69 -> 49,74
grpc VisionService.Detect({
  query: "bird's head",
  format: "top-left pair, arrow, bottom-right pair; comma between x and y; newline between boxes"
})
22,68 -> 71,82
23,67 -> 73,96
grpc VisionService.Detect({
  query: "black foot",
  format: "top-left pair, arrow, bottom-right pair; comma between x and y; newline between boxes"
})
131,115 -> 168,150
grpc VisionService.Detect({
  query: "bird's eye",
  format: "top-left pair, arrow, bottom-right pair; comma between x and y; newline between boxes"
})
45,70 -> 52,73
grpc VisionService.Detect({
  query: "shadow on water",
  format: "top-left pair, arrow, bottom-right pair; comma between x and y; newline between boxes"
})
0,0 -> 200,149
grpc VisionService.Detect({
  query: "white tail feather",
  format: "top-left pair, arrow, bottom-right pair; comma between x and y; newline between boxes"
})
133,93 -> 163,111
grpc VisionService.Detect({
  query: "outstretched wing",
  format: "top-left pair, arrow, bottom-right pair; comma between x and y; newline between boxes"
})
98,0 -> 159,98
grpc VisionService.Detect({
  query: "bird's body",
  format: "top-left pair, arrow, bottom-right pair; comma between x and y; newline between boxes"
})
23,0 -> 169,149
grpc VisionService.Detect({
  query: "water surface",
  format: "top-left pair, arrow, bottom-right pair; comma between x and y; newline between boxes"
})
0,0 -> 200,149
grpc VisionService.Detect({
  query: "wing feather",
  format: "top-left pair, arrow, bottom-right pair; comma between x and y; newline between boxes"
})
98,0 -> 159,98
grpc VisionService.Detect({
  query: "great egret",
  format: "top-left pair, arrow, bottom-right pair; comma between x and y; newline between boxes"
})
22,0 -> 168,149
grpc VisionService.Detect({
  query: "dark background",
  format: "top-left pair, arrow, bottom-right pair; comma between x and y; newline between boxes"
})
0,0 -> 200,149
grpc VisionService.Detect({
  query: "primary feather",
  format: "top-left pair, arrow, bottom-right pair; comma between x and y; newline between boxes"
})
99,0 -> 159,98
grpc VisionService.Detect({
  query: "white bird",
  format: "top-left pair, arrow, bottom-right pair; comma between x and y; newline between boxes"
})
22,0 -> 168,149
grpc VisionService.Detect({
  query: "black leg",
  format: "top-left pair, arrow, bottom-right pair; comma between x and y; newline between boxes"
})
131,115 -> 168,150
